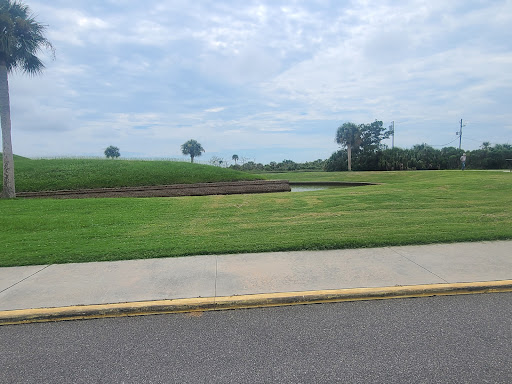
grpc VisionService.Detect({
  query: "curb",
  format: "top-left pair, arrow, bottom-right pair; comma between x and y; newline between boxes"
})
1,280 -> 511,326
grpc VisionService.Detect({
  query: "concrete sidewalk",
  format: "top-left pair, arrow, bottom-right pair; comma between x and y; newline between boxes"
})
1,241 -> 511,324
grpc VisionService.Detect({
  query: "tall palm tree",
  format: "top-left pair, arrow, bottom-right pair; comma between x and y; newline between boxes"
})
181,139 -> 205,163
335,122 -> 361,171
1,0 -> 54,198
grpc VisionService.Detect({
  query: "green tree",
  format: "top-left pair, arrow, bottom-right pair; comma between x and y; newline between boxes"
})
1,0 -> 54,198
324,150 -> 347,171
232,154 -> 239,164
359,120 -> 391,152
181,139 -> 204,163
335,122 -> 361,171
481,142 -> 491,150
438,147 -> 462,169
104,145 -> 120,159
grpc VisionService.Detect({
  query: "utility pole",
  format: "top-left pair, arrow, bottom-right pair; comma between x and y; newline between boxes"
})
457,119 -> 465,150
389,121 -> 395,149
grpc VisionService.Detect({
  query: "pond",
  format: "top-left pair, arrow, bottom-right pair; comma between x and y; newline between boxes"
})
290,185 -> 329,192
289,182 -> 376,192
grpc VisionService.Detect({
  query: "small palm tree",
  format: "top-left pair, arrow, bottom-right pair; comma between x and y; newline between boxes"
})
232,154 -> 239,164
335,122 -> 362,171
181,139 -> 205,163
1,0 -> 54,198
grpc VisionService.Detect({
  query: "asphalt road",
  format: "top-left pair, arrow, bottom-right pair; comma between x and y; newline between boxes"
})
1,293 -> 511,383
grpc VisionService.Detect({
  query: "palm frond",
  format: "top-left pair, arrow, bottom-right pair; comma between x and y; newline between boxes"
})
0,0 -> 54,73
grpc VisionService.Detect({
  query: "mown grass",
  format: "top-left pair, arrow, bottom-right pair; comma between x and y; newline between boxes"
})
1,169 -> 511,267
1,155 -> 262,192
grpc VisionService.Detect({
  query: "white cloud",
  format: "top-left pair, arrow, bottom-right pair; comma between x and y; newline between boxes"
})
259,127 -> 294,132
205,107 -> 226,113
5,0 -> 512,163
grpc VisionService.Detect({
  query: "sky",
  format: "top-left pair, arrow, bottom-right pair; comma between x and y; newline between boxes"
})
8,0 -> 512,164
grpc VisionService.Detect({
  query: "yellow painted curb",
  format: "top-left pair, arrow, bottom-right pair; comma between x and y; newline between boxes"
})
1,280 -> 511,326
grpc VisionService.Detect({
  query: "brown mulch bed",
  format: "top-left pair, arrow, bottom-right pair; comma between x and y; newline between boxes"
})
16,180 -> 291,199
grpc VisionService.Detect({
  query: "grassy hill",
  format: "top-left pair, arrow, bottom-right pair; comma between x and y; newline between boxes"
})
0,156 -> 262,192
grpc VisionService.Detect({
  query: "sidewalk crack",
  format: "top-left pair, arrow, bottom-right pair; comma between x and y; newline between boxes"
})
388,248 -> 449,283
0,265 -> 52,295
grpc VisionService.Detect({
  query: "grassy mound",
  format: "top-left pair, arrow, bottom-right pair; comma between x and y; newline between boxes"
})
0,156 -> 263,192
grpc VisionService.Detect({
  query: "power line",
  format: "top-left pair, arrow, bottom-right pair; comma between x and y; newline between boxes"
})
463,137 -> 485,144
386,118 -> 510,149
430,138 -> 459,147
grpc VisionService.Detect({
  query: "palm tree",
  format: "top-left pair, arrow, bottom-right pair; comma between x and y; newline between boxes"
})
335,122 -> 361,171
181,139 -> 205,163
232,154 -> 239,164
1,0 -> 54,198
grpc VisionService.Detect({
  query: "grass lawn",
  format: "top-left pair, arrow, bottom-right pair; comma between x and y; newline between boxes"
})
0,170 -> 511,267
2,156 -> 261,192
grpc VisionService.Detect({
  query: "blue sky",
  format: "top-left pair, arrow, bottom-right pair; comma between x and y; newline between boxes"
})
9,0 -> 512,164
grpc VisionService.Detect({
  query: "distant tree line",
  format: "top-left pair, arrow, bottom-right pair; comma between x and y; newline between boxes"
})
226,143 -> 511,173
227,116 -> 511,172
326,120 -> 512,171
325,142 -> 512,171
105,132 -> 510,172
467,143 -> 512,169
229,158 -> 326,172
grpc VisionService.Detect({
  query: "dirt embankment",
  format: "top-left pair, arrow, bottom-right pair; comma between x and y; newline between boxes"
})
17,180 -> 291,199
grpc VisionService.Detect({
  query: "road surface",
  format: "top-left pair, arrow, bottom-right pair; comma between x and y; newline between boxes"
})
1,293 -> 511,383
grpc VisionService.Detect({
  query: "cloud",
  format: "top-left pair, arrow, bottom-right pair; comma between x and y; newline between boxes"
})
263,1 -> 512,126
259,127 -> 294,132
205,107 -> 226,113
6,0 -> 512,163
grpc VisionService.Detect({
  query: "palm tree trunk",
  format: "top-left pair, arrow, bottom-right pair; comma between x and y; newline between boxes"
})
347,145 -> 352,171
0,63 -> 15,198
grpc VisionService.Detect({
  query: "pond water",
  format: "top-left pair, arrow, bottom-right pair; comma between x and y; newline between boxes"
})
290,186 -> 329,192
289,182 -> 374,192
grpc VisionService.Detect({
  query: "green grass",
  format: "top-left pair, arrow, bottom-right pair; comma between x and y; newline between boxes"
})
1,156 -> 262,192
1,169 -> 511,267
